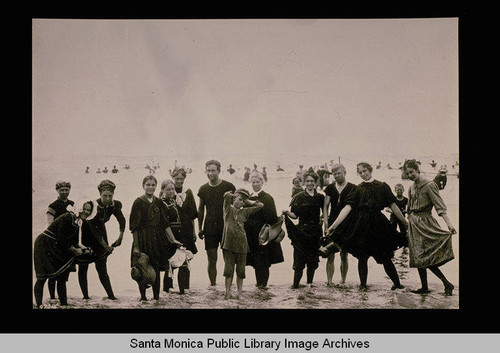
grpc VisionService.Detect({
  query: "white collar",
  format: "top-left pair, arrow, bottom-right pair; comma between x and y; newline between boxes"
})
250,189 -> 263,197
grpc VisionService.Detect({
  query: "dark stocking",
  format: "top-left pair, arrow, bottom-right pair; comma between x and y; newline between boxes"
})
382,259 -> 402,288
293,269 -> 303,288
178,266 -> 190,294
78,263 -> 90,299
48,278 -> 56,299
56,280 -> 68,306
306,267 -> 315,284
358,257 -> 368,288
95,260 -> 116,299
34,279 -> 47,307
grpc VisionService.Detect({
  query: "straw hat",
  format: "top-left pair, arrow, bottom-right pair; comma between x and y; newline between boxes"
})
131,252 -> 156,287
259,216 -> 285,245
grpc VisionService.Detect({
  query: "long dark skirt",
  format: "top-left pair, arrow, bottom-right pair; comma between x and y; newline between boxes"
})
331,208 -> 400,263
33,233 -> 75,280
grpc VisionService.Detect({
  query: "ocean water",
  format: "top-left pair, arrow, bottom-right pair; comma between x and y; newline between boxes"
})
32,152 -> 459,309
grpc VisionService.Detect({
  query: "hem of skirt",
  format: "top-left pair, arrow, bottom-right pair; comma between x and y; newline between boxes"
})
410,256 -> 454,268
35,258 -> 75,280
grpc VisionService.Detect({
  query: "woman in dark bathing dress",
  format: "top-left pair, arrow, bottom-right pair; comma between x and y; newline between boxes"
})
34,198 -> 95,308
283,169 -> 324,289
327,162 -> 408,291
78,179 -> 125,300
160,178 -> 196,294
45,180 -> 75,300
129,175 -> 181,301
244,171 -> 284,290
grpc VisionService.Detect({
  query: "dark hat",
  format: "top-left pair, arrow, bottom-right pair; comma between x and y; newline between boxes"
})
55,181 -> 71,190
235,188 -> 250,199
131,252 -> 156,287
98,179 -> 116,192
318,236 -> 340,258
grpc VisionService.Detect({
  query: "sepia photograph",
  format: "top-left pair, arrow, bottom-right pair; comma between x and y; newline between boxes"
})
32,18 -> 459,316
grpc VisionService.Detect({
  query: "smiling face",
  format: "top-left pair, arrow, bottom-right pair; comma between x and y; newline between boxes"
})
304,175 -> 316,191
57,187 -> 71,201
405,167 -> 420,181
143,179 -> 157,196
173,174 -> 185,189
250,176 -> 263,193
205,163 -> 220,182
357,165 -> 372,181
79,202 -> 92,220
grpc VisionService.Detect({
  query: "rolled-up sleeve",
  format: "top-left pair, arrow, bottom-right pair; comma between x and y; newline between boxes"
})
427,182 -> 447,215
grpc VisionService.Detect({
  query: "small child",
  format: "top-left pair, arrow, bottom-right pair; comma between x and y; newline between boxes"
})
221,188 -> 263,299
291,177 -> 304,198
433,167 -> 448,190
385,183 -> 408,241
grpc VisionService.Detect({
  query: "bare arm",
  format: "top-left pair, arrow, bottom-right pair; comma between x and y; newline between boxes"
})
165,227 -> 183,246
282,209 -> 298,219
132,231 -> 140,254
197,198 -> 205,239
439,213 -> 457,234
390,203 -> 408,227
323,195 -> 330,234
111,230 -> 124,247
46,214 -> 54,226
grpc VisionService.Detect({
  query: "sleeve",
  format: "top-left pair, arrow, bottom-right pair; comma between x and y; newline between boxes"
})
382,182 -> 397,207
57,214 -> 78,250
427,182 -> 447,215
344,185 -> 358,207
317,194 -> 325,208
46,201 -> 56,216
228,181 -> 236,192
197,185 -> 205,200
129,199 -> 141,233
262,195 -> 278,225
112,200 -> 126,231
242,203 -> 264,220
290,193 -> 303,216
183,189 -> 198,220
323,184 -> 333,197
223,191 -> 233,211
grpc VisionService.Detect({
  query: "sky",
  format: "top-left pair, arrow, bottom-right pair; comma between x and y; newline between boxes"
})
32,18 -> 458,160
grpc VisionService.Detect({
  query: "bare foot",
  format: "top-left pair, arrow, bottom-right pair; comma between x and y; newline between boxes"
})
444,283 -> 454,296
